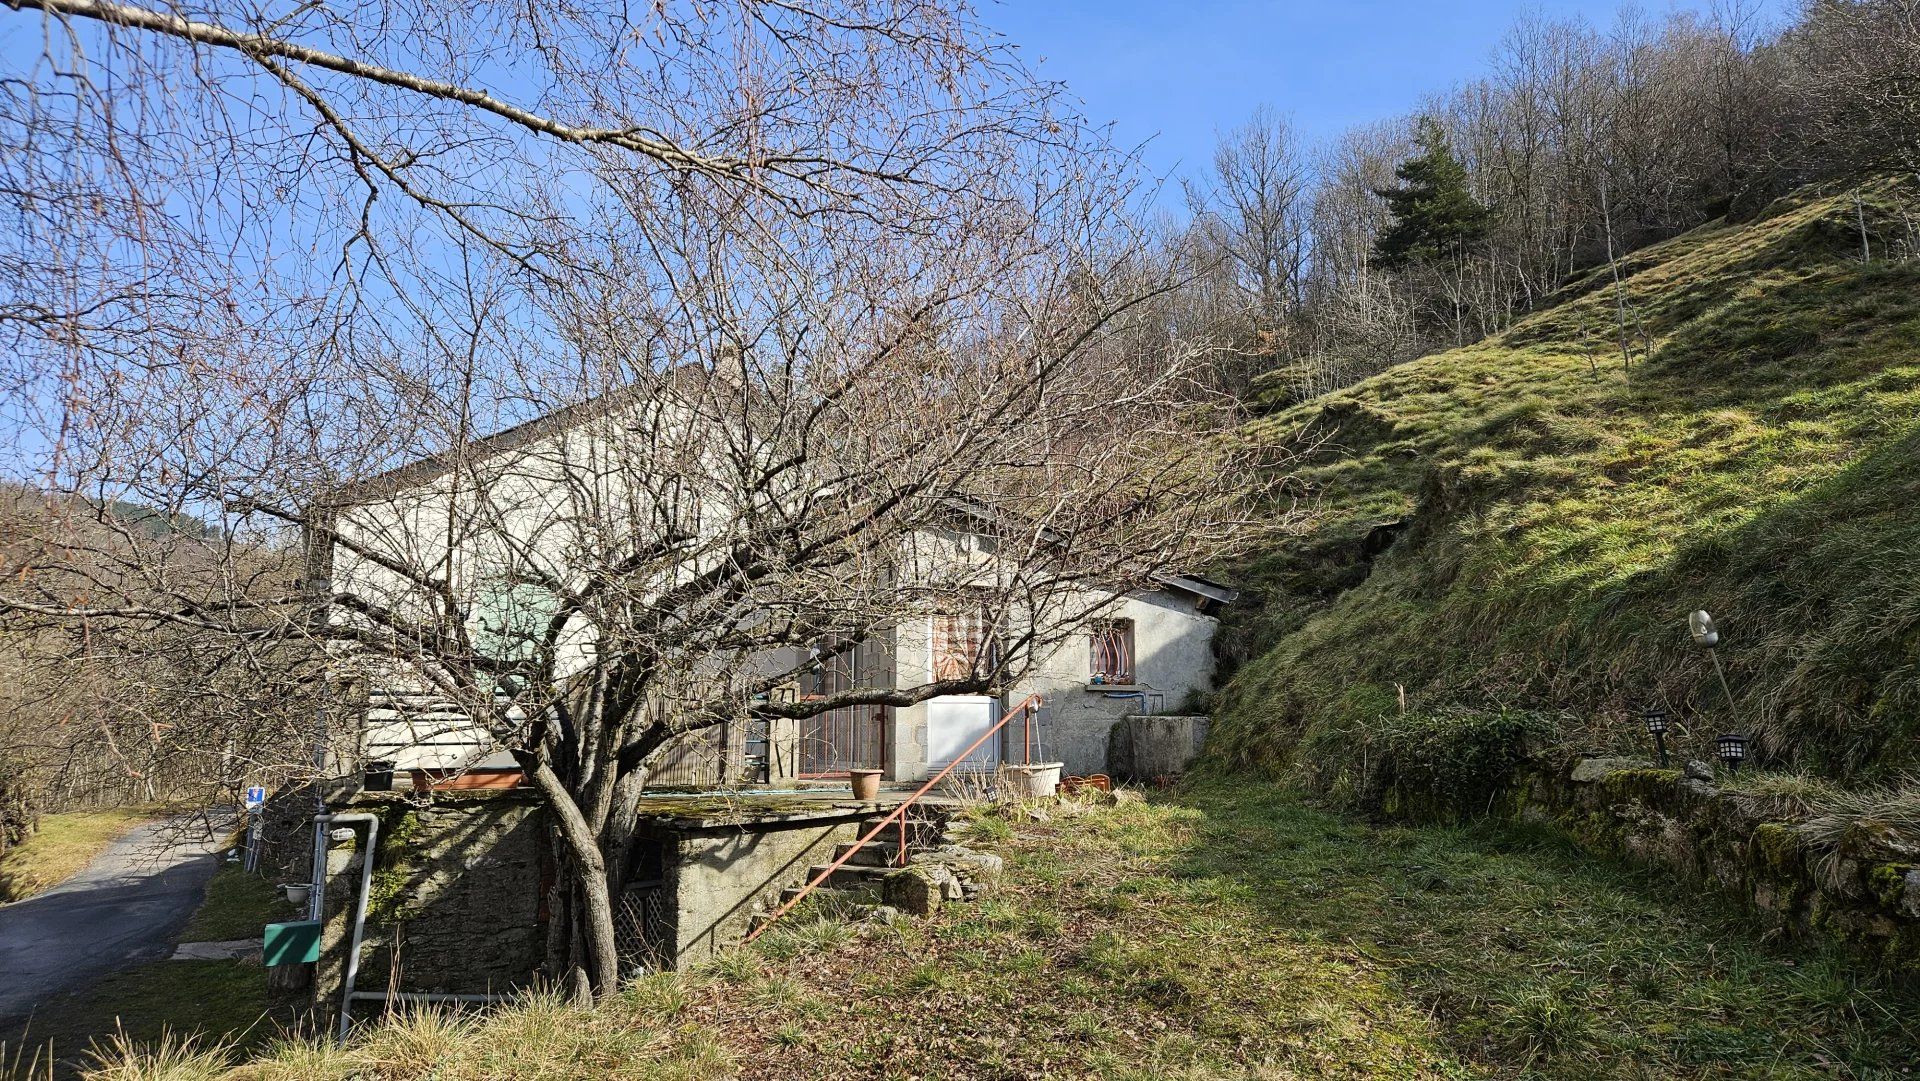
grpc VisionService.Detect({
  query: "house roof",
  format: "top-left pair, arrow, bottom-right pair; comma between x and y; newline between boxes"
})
937,497 -> 1237,607
330,387 -> 643,506
1151,572 -> 1239,606
328,368 -> 727,506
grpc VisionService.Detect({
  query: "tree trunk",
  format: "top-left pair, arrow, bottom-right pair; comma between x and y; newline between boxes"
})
524,758 -> 621,998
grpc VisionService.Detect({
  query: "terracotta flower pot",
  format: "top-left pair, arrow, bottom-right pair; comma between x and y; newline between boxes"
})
849,768 -> 884,801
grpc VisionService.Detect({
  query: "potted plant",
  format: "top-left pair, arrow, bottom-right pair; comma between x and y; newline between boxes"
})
849,768 -> 884,801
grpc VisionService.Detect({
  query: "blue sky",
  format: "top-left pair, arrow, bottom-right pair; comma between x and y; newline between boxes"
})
985,0 -> 1788,185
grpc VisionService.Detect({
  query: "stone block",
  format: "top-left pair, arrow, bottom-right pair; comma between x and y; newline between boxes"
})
1569,757 -> 1647,783
952,851 -> 1004,884
1107,715 -> 1210,782
883,863 -> 955,917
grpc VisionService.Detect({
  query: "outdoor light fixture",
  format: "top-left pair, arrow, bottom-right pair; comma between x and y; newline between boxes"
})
1689,607 -> 1743,732
1715,733 -> 1750,774
1642,705 -> 1671,767
1688,609 -> 1720,648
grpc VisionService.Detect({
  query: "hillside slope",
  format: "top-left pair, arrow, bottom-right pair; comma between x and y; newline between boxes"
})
1214,181 -> 1920,799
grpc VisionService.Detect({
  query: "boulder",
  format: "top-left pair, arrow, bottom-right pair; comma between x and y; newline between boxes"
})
884,863 -> 956,917
951,851 -> 1004,884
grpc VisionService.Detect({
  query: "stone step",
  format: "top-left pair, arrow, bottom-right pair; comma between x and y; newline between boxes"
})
775,863 -> 894,906
861,817 -> 950,847
833,840 -> 906,867
807,862 -> 893,889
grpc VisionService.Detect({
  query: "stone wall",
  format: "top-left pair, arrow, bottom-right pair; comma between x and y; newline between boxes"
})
1522,757 -> 1920,967
312,790 -> 548,1023
1106,715 -> 1210,782
646,809 -> 864,965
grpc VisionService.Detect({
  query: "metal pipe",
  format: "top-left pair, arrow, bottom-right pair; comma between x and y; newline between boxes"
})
307,576 -> 333,921
1710,650 -> 1740,721
309,816 -> 328,921
314,811 -> 379,1042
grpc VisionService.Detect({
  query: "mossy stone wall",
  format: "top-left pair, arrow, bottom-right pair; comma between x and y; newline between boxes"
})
313,791 -> 548,1024
1523,757 -> 1920,970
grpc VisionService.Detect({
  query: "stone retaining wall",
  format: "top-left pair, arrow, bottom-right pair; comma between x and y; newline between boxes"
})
1522,757 -> 1919,967
642,809 -> 865,966
313,790 -> 548,1024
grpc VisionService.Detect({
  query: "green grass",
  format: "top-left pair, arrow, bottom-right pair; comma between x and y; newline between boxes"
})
75,786 -> 1920,1080
1215,179 -> 1920,788
0,809 -> 149,904
1,960 -> 303,1081
182,866 -> 295,943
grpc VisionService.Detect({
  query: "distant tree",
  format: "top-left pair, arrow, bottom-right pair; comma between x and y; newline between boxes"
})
1781,0 -> 1920,178
1372,118 -> 1492,270
1181,106 -> 1312,376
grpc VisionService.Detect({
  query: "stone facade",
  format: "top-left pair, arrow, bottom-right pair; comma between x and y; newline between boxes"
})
639,807 -> 865,966
1521,757 -> 1920,968
312,790 -> 548,1025
307,791 -> 892,1020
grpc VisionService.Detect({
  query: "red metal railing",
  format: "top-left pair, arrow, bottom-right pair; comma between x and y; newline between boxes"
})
743,693 -> 1043,942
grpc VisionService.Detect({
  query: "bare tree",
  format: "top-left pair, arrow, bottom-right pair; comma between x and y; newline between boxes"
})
0,0 -> 1285,998
1181,107 -> 1313,383
1781,0 -> 1920,178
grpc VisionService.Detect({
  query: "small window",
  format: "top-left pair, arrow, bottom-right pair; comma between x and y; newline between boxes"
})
932,610 -> 987,682
1089,618 -> 1134,685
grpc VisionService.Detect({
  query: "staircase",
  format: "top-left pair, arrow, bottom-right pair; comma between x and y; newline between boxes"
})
780,807 -> 954,906
746,694 -> 1039,943
747,805 -> 984,934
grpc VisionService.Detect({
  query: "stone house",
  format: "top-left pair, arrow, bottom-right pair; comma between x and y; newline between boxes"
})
295,383 -> 1233,1020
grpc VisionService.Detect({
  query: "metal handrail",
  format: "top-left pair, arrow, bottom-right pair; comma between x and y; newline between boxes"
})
743,692 -> 1043,942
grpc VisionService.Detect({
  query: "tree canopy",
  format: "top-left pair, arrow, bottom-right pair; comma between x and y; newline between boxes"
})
1371,118 -> 1491,270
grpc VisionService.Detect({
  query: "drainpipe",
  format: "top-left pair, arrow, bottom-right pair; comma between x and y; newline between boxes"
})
306,575 -> 332,924
314,811 -> 379,1041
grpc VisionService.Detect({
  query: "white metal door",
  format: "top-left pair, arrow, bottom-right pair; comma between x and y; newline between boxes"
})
926,695 -> 1001,773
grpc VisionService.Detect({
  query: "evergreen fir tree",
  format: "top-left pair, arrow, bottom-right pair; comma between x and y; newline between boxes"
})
1372,118 -> 1490,269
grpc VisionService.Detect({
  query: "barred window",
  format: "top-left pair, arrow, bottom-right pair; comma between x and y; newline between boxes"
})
1089,618 -> 1134,684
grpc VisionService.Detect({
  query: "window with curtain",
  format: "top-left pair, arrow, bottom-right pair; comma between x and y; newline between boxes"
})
932,609 -> 986,682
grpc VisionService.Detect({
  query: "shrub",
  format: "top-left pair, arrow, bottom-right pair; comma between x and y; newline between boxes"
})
1365,707 -> 1554,820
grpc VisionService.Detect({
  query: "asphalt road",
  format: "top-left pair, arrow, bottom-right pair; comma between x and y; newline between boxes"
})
0,818 -> 221,1026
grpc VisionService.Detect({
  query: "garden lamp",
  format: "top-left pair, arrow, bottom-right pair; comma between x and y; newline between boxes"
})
1715,733 -> 1750,774
1689,608 -> 1741,725
1641,705 -> 1670,767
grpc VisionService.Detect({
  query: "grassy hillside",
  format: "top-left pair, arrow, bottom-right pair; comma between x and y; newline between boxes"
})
1213,180 -> 1920,798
